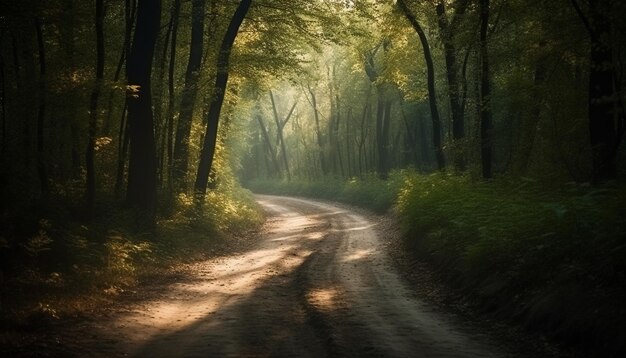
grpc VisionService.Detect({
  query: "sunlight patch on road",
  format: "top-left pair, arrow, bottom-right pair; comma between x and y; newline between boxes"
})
306,286 -> 342,312
331,224 -> 376,233
342,248 -> 374,262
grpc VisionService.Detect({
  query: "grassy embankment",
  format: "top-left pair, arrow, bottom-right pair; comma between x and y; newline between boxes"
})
247,171 -> 626,355
0,183 -> 263,326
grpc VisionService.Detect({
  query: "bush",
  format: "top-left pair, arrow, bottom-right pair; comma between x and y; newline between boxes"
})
396,172 -> 626,354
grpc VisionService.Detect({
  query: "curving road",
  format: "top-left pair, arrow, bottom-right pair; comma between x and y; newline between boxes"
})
71,195 -> 509,357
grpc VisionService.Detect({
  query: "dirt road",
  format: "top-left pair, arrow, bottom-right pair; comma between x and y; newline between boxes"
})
63,195 -> 511,357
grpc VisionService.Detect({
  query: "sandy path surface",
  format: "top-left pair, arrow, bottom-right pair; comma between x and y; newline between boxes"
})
61,195 -> 511,357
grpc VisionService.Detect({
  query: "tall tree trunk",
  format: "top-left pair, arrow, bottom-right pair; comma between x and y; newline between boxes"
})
155,16 -> 173,188
85,0 -> 105,215
257,115 -> 280,176
572,0 -> 623,183
307,85 -> 328,176
194,0 -> 251,197
375,89 -> 386,178
126,0 -> 161,222
346,107 -> 352,178
0,48 -> 5,158
162,0 -> 181,202
334,94 -> 344,177
397,0 -> 445,170
513,46 -> 548,175
436,0 -> 468,170
114,0 -> 137,198
380,100 -> 392,179
270,90 -> 296,181
479,0 -> 493,179
35,19 -> 49,198
104,0 -> 136,135
173,0 -> 205,186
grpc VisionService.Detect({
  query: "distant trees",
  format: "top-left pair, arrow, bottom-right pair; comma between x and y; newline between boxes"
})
0,0 -> 625,235
237,0 -> 626,186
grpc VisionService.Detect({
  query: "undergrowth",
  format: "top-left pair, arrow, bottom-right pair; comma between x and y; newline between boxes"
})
246,173 -> 402,213
396,172 -> 626,355
0,184 -> 262,326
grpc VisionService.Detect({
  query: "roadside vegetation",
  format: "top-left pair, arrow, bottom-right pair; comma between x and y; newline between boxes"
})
0,182 -> 262,327
248,172 -> 626,355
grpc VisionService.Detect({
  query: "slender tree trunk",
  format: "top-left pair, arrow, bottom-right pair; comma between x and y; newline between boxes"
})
479,0 -> 493,179
334,94 -> 344,177
85,0 -> 105,215
346,107 -> 352,178
381,100 -> 392,179
572,0 -> 622,183
375,90 -> 386,178
436,0 -> 468,170
257,115 -> 280,176
513,47 -> 547,175
397,0 -> 445,170
104,0 -> 136,135
195,0 -> 252,197
35,19 -> 49,198
161,0 -> 180,203
155,16 -> 173,188
307,85 -> 328,176
114,0 -> 137,197
0,49 -> 5,157
173,0 -> 205,186
114,101 -> 129,197
270,90 -> 296,181
126,0 -> 161,222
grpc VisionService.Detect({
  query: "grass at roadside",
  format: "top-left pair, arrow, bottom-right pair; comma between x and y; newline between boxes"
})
246,174 -> 401,213
396,172 -> 626,355
248,171 -> 626,355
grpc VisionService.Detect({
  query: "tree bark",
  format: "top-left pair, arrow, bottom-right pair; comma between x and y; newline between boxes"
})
85,0 -> 105,215
173,0 -> 205,186
35,19 -> 49,198
479,0 -> 493,179
194,0 -> 252,197
114,0 -> 137,198
126,0 -> 161,222
256,114 -> 280,176
572,0 -> 623,183
436,0 -> 468,170
397,0 -> 445,170
307,84 -> 328,176
0,48 -> 5,158
270,90 -> 296,181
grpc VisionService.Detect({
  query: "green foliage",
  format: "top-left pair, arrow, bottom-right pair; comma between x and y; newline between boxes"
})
246,172 -> 404,213
396,172 -> 626,352
0,181 -> 263,324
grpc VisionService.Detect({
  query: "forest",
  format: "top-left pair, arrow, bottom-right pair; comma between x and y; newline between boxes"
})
1,0 -> 625,356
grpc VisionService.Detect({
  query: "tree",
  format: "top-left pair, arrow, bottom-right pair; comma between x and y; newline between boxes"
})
85,0 -> 105,215
195,0 -> 252,197
571,0 -> 625,183
35,18 -> 49,198
125,0 -> 161,223
396,0 -> 445,170
436,0 -> 469,170
173,0 -> 206,187
270,90 -> 297,181
479,0 -> 493,179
